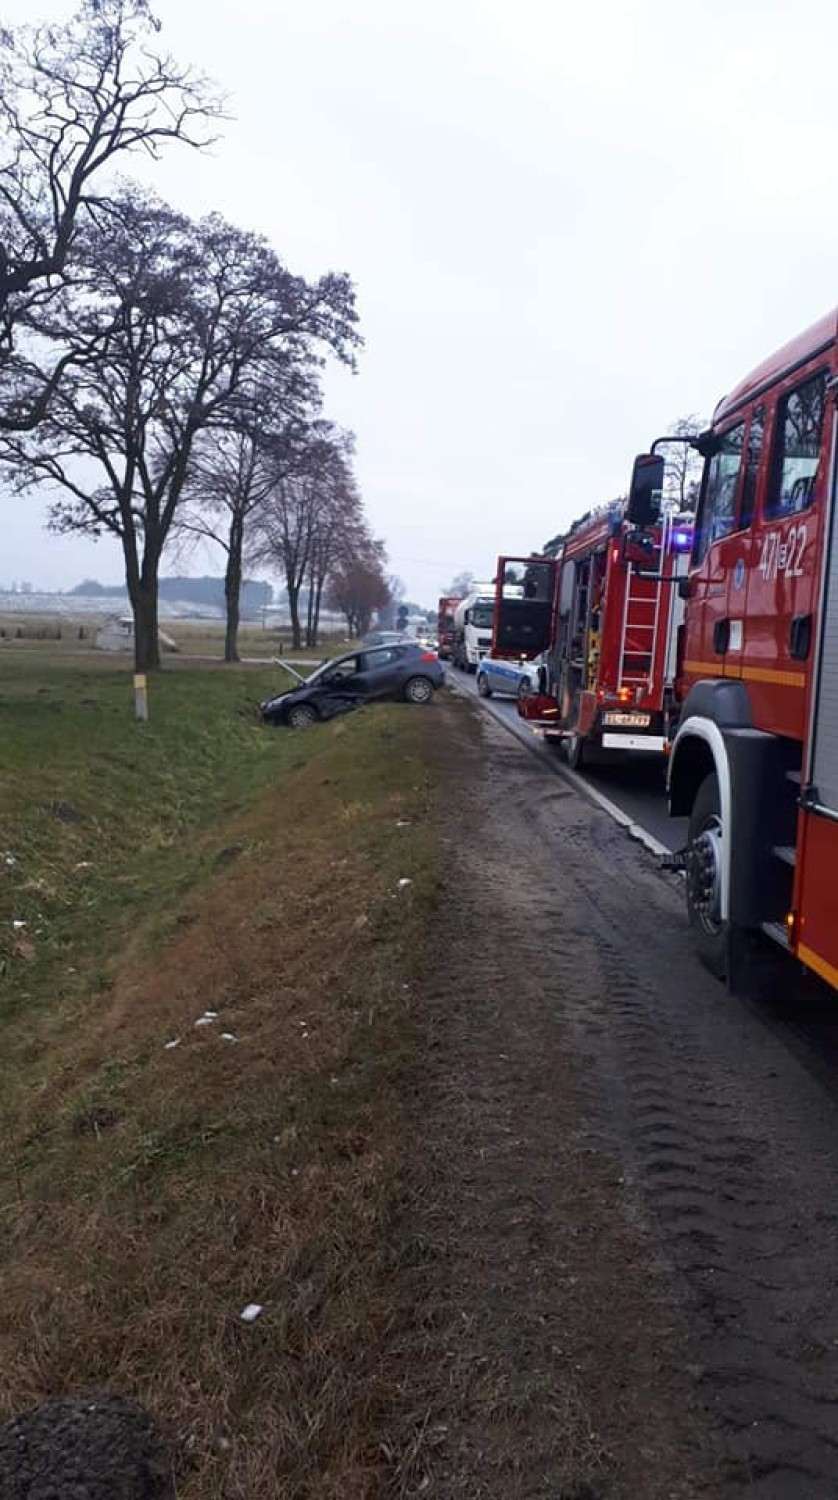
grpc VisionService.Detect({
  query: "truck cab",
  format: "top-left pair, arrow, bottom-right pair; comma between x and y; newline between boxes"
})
452,586 -> 495,672
630,307 -> 838,995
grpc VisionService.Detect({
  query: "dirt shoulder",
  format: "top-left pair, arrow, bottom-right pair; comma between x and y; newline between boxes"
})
395,688 -> 838,1500
388,692 -> 725,1499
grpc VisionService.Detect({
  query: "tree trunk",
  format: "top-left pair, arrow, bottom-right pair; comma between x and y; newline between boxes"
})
305,573 -> 315,648
224,517 -> 243,663
130,577 -> 161,673
312,574 -> 325,647
287,581 -> 302,650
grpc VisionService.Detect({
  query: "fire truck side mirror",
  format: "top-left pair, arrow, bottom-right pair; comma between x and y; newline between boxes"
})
626,453 -> 665,529
678,577 -> 692,601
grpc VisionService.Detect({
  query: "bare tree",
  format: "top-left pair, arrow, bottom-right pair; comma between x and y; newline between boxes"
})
0,0 -> 222,430
328,534 -> 391,638
443,570 -> 475,598
175,425 -> 276,662
253,423 -> 355,650
0,194 -> 360,669
304,429 -> 358,647
376,573 -> 404,631
660,414 -> 706,511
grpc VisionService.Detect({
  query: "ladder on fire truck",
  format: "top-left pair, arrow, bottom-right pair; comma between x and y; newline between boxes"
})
616,510 -> 671,693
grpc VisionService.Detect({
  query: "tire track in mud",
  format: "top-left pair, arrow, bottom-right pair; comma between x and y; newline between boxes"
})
475,720 -> 838,1500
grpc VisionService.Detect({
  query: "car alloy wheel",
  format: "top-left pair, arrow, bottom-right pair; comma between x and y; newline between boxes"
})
403,676 -> 434,705
287,704 -> 318,729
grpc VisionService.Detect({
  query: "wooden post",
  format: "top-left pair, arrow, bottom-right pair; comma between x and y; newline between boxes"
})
134,673 -> 148,722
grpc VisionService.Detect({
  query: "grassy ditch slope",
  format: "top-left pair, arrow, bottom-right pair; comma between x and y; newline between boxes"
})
0,655 -> 439,1497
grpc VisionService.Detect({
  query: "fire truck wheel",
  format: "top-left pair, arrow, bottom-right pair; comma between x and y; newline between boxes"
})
562,733 -> 584,770
685,773 -> 727,980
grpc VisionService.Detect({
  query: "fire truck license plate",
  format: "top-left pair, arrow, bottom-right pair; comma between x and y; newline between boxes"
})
602,712 -> 651,728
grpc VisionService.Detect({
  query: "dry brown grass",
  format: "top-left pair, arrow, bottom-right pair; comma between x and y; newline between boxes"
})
0,705 -> 441,1498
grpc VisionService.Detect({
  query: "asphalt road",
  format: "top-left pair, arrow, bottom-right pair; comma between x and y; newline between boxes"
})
433,700 -> 838,1498
446,665 -> 688,852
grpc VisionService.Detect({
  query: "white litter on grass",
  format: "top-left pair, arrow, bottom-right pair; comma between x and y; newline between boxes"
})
194,1010 -> 219,1027
4,854 -> 16,866
164,1038 -> 181,1050
396,820 -> 412,828
398,878 -> 413,889
239,1303 -> 263,1323
12,919 -> 26,930
220,1032 -> 237,1042
75,861 -> 92,870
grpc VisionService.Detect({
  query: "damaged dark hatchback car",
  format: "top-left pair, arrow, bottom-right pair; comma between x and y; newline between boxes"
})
260,643 -> 445,728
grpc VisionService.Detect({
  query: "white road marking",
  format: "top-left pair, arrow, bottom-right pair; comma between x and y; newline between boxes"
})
446,672 -> 675,859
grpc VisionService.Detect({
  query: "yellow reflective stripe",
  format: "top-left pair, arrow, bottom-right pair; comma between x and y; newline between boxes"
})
798,942 -> 838,990
742,665 -> 806,688
682,660 -> 805,688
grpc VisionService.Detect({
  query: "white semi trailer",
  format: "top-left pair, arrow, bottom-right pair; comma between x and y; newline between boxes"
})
452,585 -> 495,672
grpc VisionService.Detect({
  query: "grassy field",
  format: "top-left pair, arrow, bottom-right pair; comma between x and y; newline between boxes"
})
0,654 -> 441,1496
0,613 -> 350,663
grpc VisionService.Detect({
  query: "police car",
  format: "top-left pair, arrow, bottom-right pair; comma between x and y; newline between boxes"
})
475,655 -> 542,701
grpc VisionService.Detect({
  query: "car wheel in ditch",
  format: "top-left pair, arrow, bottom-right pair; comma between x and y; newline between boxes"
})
404,676 -> 434,705
287,704 -> 318,729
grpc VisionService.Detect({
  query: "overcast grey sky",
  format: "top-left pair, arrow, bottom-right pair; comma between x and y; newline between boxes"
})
3,0 -> 838,604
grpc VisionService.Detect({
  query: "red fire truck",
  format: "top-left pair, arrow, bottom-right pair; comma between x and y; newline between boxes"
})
494,505 -> 693,767
626,306 -> 838,995
436,595 -> 462,660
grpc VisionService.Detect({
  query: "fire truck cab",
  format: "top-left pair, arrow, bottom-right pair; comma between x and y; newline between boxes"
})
631,307 -> 838,993
496,501 -> 692,767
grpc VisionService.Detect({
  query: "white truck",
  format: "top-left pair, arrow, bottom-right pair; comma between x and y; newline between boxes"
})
452,585 -> 495,672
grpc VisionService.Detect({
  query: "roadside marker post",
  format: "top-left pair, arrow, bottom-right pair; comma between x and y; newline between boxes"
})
134,673 -> 148,722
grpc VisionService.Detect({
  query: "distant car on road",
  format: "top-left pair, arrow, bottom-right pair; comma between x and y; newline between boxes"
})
475,655 -> 541,701
261,643 -> 445,728
361,630 -> 408,648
